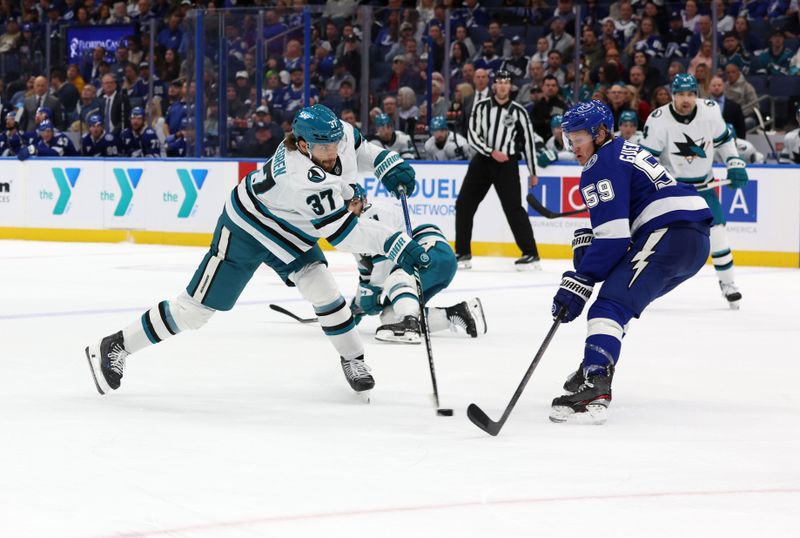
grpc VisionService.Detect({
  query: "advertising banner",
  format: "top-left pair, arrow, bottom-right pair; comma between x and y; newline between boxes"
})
66,25 -> 135,66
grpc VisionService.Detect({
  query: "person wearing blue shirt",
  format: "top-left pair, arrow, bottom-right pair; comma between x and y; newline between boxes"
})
165,80 -> 188,135
138,61 -> 165,102
547,100 -> 712,425
81,114 -> 122,156
272,68 -> 319,123
17,120 -> 78,160
165,117 -> 188,157
120,107 -> 161,157
157,13 -> 184,52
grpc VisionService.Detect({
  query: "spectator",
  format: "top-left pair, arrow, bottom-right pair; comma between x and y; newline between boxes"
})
165,117 -> 189,157
95,3 -> 111,24
708,75 -> 746,139
667,60 -> 686,87
604,83 -> 633,126
452,25 -> 476,60
325,59 -> 356,96
450,82 -> 472,134
273,67 -> 319,123
340,108 -> 358,130
758,30 -> 793,76
531,74 -> 567,140
22,76 -> 63,132
650,85 -> 671,108
631,51 -> 661,89
487,20 -> 511,59
450,41 -> 470,81
581,26 -> 604,71
67,64 -> 86,94
623,84 -> 651,125
127,36 -> 144,66
51,68 -> 80,116
682,0 -> 701,32
459,0 -> 490,30
124,63 -> 149,107
548,0 -> 577,31
384,55 -> 422,95
340,34 -> 361,81
628,65 -> 654,105
688,16 -> 719,58
626,16 -> 664,58
517,61 -> 545,107
712,0 -> 735,33
733,16 -> 763,54
157,13 -> 183,53
689,40 -> 714,76
110,45 -> 130,83
281,39 -> 303,73
83,47 -> 106,84
75,84 -> 101,126
724,63 -> 758,119
428,21 -> 446,73
664,10 -> 693,58
695,63 -> 712,98
107,1 -> 129,24
615,1 -> 638,44
312,41 -> 335,79
530,37 -> 550,69
81,114 -> 122,156
0,17 -> 21,54
502,36 -> 530,83
98,74 -> 130,134
324,20 -> 341,53
460,62 -> 476,89
547,16 -> 575,60
397,86 -> 419,136
325,79 -> 359,116
385,21 -> 414,62
239,121 -> 279,158
138,61 -> 165,102
791,47 -> 800,76
545,50 -> 566,86
719,31 -> 753,75
474,40 -> 503,77
158,48 -> 181,85
600,17 -> 623,51
380,95 -> 399,130
74,5 -> 91,25
463,68 -> 491,121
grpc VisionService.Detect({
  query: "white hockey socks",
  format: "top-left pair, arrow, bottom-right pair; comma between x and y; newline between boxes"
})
122,292 -> 215,354
710,224 -> 735,285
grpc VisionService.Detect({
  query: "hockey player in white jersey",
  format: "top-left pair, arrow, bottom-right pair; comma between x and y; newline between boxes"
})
713,124 -> 765,164
544,115 -> 578,163
85,104 -> 429,399
370,113 -> 417,159
423,115 -> 473,161
641,74 -> 748,308
345,184 -> 486,344
615,110 -> 644,145
779,105 -> 800,164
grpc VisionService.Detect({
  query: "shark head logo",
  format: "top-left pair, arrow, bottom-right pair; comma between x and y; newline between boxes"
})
672,134 -> 708,164
51,168 -> 80,215
176,169 -> 207,218
112,168 -> 143,216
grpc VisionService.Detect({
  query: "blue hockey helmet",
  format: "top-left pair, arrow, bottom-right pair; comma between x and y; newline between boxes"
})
292,104 -> 344,145
619,110 -> 638,127
374,112 -> 393,128
561,100 -> 615,146
550,114 -> 563,129
430,115 -> 448,132
36,106 -> 52,118
671,73 -> 698,94
37,119 -> 54,132
130,106 -> 145,118
88,114 -> 103,127
726,122 -> 737,139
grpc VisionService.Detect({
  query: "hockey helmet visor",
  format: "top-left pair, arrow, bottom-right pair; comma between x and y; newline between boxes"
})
561,100 -> 614,149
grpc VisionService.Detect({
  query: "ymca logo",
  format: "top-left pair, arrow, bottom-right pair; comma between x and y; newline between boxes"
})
111,168 -> 142,216
176,169 -> 208,218
51,168 -> 80,215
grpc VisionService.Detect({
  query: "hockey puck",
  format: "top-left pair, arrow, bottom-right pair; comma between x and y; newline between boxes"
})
437,408 -> 454,416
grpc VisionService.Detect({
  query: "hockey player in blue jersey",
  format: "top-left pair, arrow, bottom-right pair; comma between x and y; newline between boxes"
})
85,104 -> 427,400
548,100 -> 712,425
164,117 -> 188,157
17,120 -> 78,160
81,114 -> 122,157
120,107 -> 161,157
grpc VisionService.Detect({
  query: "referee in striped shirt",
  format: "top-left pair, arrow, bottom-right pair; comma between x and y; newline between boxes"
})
455,69 -> 541,270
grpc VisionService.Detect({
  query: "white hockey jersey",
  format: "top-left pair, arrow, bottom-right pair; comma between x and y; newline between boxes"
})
713,137 -> 765,164
781,128 -> 800,164
641,99 -> 739,185
224,122 -> 401,265
544,135 -> 578,162
614,130 -> 644,146
423,132 -> 473,161
369,131 -> 416,159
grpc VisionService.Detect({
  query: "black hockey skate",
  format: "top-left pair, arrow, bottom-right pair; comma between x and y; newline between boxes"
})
456,253 -> 472,270
561,361 -> 585,394
375,315 -> 421,344
719,281 -> 742,310
514,254 -> 542,271
549,364 -> 614,425
85,331 -> 129,395
445,298 -> 487,337
340,355 -> 375,393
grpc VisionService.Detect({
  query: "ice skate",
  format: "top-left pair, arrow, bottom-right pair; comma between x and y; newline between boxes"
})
85,330 -> 129,395
514,254 -> 542,271
456,253 -> 472,270
340,356 -> 375,399
375,315 -> 421,344
719,281 -> 742,310
445,298 -> 487,337
550,364 -> 613,425
561,361 -> 585,394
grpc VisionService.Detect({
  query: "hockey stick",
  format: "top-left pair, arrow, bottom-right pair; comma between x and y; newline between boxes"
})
397,185 -> 452,417
696,179 -> 731,191
269,303 -> 318,323
467,307 -> 566,436
526,193 -> 586,219
753,108 -> 784,163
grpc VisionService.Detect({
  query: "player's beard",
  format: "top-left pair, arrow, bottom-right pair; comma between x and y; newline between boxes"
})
315,157 -> 337,172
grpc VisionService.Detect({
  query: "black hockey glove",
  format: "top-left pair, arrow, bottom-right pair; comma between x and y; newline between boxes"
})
552,271 -> 594,323
571,228 -> 594,270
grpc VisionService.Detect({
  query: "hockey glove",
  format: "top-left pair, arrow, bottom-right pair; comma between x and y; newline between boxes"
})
571,228 -> 594,270
17,144 -> 35,161
537,148 -> 557,168
384,231 -> 430,275
349,298 -> 366,325
551,271 -> 594,323
726,157 -> 748,189
354,283 -> 383,317
375,150 -> 416,197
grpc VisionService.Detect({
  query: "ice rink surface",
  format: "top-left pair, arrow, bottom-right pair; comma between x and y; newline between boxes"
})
1,240 -> 799,538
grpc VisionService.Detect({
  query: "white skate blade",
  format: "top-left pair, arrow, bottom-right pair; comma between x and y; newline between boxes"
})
85,345 -> 111,395
469,297 -> 488,336
727,299 -> 741,310
549,404 -> 608,425
515,261 -> 542,272
374,330 -> 421,344
457,260 -> 472,270
356,390 -> 371,404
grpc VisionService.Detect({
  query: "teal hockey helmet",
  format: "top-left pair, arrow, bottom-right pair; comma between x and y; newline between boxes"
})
550,114 -> 563,129
292,104 -> 343,145
619,110 -> 638,126
374,113 -> 393,128
430,115 -> 448,131
671,73 -> 698,94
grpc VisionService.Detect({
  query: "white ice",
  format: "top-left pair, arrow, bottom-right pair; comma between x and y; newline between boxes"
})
1,239 -> 799,538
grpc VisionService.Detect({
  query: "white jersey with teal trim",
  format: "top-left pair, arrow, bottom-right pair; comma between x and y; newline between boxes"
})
641,99 -> 739,186
354,199 -> 448,289
545,135 -> 578,162
423,132 -> 473,160
369,131 -> 416,159
615,130 -> 644,145
713,137 -> 765,164
780,128 -> 800,164
224,122 -> 400,265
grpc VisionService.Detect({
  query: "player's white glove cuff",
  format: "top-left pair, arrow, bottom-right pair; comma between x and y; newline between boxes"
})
726,157 -> 746,169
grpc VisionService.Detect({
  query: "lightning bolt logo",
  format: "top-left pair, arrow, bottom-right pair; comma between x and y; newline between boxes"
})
629,228 -> 668,288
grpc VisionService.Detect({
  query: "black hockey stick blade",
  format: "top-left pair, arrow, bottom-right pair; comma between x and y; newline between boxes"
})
269,303 -> 318,323
526,193 -> 586,219
467,403 -> 501,435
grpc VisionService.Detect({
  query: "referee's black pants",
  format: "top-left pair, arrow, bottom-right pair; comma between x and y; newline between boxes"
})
454,154 -> 538,257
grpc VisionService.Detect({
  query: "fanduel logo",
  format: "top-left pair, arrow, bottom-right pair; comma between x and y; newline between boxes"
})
176,169 -> 208,218
111,168 -> 143,216
51,168 -> 80,215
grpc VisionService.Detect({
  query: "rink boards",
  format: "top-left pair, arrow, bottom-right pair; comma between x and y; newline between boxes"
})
0,157 -> 798,268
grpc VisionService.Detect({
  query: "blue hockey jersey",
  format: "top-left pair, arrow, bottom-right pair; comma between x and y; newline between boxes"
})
120,127 -> 161,157
577,137 -> 712,282
81,131 -> 122,156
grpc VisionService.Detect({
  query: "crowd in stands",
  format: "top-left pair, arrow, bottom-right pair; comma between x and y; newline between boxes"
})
0,0 -> 799,162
